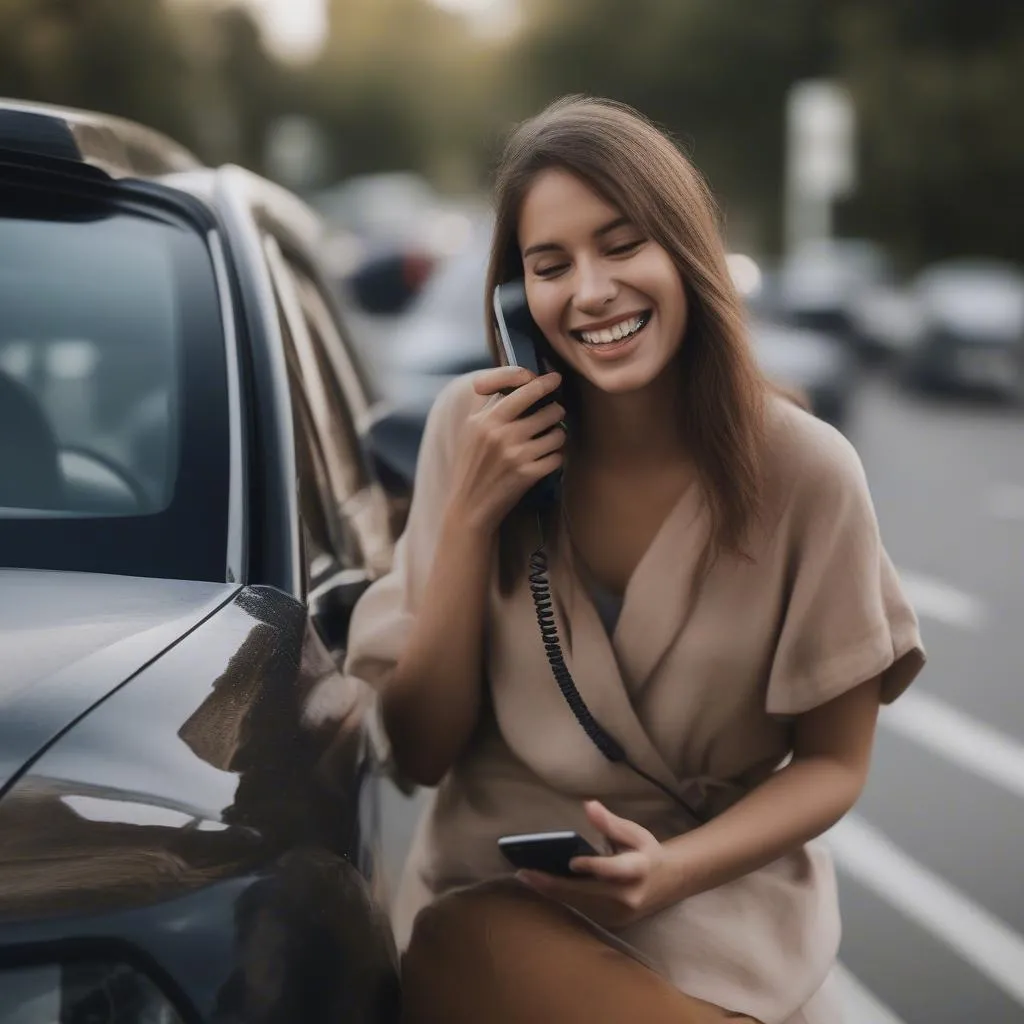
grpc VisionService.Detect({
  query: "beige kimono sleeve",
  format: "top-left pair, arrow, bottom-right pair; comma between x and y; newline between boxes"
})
765,420 -> 926,715
343,375 -> 476,759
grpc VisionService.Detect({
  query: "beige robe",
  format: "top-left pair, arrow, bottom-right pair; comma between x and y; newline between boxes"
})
344,374 -> 926,1024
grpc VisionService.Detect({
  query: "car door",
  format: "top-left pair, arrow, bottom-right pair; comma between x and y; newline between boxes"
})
262,232 -> 394,641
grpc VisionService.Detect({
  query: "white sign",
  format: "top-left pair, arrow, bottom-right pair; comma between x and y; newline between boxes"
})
787,80 -> 856,198
784,79 -> 857,254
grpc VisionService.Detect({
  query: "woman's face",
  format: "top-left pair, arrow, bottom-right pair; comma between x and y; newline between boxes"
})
517,168 -> 688,395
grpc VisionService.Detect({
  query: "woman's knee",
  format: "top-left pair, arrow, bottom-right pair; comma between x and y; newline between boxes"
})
405,878 -> 562,975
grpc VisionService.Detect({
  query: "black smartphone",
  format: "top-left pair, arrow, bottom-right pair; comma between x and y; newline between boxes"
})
498,830 -> 599,877
492,280 -> 562,508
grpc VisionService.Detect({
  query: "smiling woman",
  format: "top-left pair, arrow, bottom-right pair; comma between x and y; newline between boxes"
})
344,95 -> 925,1024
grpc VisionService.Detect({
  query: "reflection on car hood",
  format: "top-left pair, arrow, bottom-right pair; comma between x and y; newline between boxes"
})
0,570 -> 237,792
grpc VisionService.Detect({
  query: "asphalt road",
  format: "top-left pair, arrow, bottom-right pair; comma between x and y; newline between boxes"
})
371,367 -> 1024,1023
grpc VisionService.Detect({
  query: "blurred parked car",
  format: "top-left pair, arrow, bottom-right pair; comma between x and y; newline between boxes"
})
779,237 -> 897,356
899,259 -> 1024,400
0,99 -> 402,1023
360,229 -> 857,484
311,171 -> 474,316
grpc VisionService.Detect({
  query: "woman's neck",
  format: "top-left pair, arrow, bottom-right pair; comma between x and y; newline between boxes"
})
574,368 -> 687,469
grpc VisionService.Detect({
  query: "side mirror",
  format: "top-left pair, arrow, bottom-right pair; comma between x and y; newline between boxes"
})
309,567 -> 374,653
361,403 -> 429,538
361,403 -> 428,497
344,251 -> 435,317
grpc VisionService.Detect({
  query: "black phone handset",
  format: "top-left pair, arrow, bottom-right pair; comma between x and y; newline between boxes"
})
492,283 -> 705,827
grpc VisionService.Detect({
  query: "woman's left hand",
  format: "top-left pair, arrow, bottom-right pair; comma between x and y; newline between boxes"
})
516,800 -> 685,930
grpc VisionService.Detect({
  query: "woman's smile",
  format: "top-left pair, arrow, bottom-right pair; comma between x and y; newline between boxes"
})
570,311 -> 653,359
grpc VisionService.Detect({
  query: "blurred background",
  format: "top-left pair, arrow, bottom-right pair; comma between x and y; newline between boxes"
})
3,1 -> 1023,1021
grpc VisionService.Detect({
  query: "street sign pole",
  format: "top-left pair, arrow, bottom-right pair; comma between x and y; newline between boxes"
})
784,80 -> 856,257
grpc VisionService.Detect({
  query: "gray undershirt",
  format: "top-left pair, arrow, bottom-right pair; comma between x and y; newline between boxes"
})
586,576 -> 625,637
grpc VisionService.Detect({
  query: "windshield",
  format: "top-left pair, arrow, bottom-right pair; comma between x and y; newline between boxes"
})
0,180 -> 230,581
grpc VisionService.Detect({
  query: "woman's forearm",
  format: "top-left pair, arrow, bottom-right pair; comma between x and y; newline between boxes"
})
663,756 -> 865,901
381,507 -> 494,787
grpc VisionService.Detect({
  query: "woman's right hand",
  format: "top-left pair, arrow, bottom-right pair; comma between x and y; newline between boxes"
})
446,367 -> 566,534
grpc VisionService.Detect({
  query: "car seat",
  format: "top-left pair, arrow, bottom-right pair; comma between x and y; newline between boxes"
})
0,371 -> 65,510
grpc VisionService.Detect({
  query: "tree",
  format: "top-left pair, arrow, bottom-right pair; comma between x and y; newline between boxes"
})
0,0 -> 195,148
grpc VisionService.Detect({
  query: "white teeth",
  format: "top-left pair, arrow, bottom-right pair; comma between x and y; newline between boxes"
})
580,315 -> 645,345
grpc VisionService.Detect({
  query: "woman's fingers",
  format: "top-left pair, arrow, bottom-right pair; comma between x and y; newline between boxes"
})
585,800 -> 654,851
492,372 -> 563,422
517,871 -> 621,901
521,422 -> 567,462
473,365 -> 534,397
514,398 -> 566,440
570,851 -> 647,883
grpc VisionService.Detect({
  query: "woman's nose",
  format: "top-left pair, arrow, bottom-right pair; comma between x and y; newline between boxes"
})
574,260 -> 617,310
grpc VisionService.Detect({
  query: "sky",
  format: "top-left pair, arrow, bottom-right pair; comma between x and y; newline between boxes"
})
244,0 -> 518,60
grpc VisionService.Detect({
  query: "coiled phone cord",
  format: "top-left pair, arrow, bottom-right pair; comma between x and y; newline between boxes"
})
527,515 -> 706,827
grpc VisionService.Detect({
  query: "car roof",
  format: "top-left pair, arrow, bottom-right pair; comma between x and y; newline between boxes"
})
0,97 -> 201,179
0,99 -> 323,253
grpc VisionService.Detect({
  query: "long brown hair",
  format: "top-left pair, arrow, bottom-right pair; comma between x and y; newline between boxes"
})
486,95 -> 769,582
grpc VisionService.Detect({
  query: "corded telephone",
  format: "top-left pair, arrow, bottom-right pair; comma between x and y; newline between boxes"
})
491,279 -> 563,510
491,282 -> 705,827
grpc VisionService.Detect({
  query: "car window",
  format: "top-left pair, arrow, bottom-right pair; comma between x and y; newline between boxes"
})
263,238 -> 371,500
270,274 -> 364,589
292,374 -> 357,589
0,207 -> 180,514
0,179 -> 230,582
264,235 -> 393,577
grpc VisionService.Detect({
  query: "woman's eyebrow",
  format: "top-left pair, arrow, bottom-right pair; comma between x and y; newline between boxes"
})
522,216 -> 632,259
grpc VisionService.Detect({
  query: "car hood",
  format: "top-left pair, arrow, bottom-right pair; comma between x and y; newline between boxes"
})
0,570 -> 238,794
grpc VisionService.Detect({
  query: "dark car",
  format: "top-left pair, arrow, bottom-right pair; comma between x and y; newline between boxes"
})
899,259 -> 1024,401
777,237 -> 896,356
356,227 -> 857,484
0,100 -> 402,1023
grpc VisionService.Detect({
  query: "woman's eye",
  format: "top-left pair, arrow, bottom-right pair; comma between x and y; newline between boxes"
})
608,239 -> 644,256
534,263 -> 569,278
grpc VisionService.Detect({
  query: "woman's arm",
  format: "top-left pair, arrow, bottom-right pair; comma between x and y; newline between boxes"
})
661,672 -> 882,900
519,674 -> 882,927
377,368 -> 566,787
379,509 -> 494,787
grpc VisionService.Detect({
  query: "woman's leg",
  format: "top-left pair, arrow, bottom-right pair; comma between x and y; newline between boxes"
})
401,880 -> 761,1024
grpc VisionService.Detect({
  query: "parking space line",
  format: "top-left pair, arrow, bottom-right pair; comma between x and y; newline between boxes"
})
828,815 -> 1024,1006
897,569 -> 985,630
834,964 -> 907,1024
880,690 -> 1024,802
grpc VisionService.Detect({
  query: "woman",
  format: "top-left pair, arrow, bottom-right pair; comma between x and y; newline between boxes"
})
344,95 -> 925,1024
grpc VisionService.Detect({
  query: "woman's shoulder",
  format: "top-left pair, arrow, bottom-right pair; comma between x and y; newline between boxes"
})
761,392 -> 871,526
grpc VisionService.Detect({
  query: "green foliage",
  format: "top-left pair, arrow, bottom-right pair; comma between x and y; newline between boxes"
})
513,0 -> 1024,264
0,0 -> 193,145
0,0 -> 1020,265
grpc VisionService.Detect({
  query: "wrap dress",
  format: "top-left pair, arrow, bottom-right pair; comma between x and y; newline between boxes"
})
344,373 -> 926,1024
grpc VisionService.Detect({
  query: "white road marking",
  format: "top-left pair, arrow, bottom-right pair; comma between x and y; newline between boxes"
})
897,569 -> 985,630
828,815 -> 1024,1006
834,964 -> 907,1024
881,690 -> 1024,802
986,484 -> 1024,522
